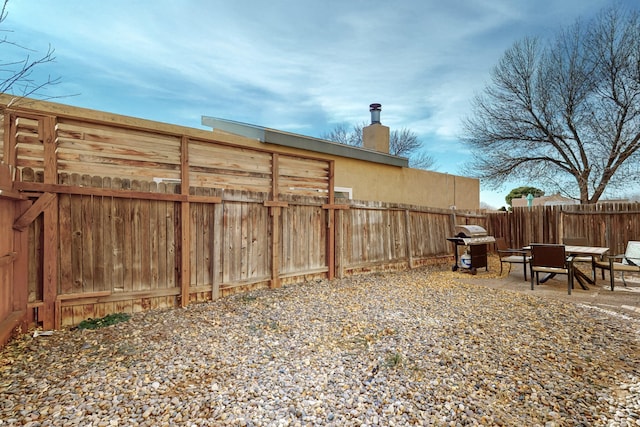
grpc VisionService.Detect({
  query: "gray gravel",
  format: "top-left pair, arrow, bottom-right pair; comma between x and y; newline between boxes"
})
1,267 -> 639,426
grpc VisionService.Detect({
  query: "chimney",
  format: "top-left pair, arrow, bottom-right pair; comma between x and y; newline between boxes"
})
362,103 -> 390,153
369,103 -> 381,124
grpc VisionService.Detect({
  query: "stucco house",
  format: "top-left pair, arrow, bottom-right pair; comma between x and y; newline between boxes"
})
512,193 -> 578,207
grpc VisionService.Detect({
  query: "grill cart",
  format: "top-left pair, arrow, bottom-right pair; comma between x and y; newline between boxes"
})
446,225 -> 496,274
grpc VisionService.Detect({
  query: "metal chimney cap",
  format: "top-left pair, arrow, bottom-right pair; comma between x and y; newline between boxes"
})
369,103 -> 382,124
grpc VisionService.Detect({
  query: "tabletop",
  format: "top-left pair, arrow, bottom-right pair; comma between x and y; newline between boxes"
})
563,245 -> 609,257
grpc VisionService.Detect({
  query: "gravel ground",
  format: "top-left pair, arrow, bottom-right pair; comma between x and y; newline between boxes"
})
1,264 -> 639,426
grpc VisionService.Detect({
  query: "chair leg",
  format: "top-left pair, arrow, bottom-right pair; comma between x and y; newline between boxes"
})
530,269 -> 534,290
568,267 -> 573,295
610,269 -> 615,291
499,260 -> 503,276
622,271 -> 628,287
609,258 -> 615,291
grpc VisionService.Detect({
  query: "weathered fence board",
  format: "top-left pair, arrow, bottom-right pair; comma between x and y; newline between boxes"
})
14,117 -> 44,172
410,210 -> 451,259
280,202 -> 327,275
56,119 -> 182,181
485,203 -> 640,253
189,140 -> 273,193
335,201 -> 480,275
29,173 -> 184,327
278,156 -> 329,197
220,197 -> 271,288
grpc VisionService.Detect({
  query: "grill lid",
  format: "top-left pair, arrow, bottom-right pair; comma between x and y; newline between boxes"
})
458,236 -> 496,245
455,224 -> 487,237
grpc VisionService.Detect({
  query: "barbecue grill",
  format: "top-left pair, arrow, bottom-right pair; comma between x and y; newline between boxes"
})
446,225 -> 496,274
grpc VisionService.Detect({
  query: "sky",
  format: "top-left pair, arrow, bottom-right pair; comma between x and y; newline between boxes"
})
3,0 -> 634,208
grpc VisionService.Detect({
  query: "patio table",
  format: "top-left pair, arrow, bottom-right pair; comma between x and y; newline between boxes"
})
524,245 -> 609,290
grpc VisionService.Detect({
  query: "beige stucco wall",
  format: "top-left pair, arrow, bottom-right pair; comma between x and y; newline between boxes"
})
333,156 -> 478,209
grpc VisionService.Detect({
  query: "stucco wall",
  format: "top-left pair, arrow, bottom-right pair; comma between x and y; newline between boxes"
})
333,157 -> 477,209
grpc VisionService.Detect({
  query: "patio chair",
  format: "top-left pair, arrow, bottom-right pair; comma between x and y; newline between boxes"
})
529,244 -> 574,295
594,241 -> 640,290
495,237 -> 530,280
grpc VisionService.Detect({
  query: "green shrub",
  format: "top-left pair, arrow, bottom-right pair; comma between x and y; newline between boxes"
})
77,312 -> 132,330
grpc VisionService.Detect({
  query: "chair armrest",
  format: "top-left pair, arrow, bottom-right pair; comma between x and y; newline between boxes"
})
605,253 -> 640,266
498,249 -> 528,255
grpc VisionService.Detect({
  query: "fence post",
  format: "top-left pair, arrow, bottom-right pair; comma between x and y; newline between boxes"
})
180,202 -> 190,306
180,136 -> 190,307
41,116 -> 59,329
43,196 -> 58,329
326,208 -> 335,280
335,209 -> 344,278
12,201 -> 29,322
404,209 -> 413,268
270,206 -> 282,288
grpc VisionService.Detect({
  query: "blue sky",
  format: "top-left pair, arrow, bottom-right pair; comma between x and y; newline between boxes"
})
3,0 -> 633,208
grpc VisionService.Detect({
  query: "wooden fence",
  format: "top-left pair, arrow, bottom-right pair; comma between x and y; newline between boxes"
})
11,168 -> 466,331
485,203 -> 640,256
2,100 -> 639,347
0,104 -> 473,343
0,197 -> 22,345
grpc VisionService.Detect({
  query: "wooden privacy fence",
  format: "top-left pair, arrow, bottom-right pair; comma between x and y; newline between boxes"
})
17,169 -> 469,329
485,203 -> 640,255
0,104 -> 474,341
3,101 -> 639,347
10,169 -> 469,331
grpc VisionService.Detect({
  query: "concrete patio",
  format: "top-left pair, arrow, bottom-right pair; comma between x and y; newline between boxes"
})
457,257 -> 640,321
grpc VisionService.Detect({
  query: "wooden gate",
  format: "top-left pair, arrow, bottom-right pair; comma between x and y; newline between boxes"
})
0,164 -> 30,347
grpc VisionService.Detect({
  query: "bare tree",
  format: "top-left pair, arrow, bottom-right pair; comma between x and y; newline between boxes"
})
322,122 -> 362,147
0,0 -> 60,104
322,122 -> 436,170
462,5 -> 640,204
389,128 -> 421,158
408,151 -> 436,170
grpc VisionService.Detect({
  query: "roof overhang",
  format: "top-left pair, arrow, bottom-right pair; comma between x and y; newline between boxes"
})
201,116 -> 408,168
